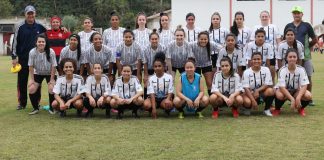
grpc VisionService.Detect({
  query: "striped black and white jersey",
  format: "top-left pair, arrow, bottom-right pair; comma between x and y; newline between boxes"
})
53,74 -> 84,98
143,44 -> 166,70
84,44 -> 113,69
147,73 -> 173,99
158,29 -> 174,47
85,75 -> 111,97
184,26 -> 202,42
277,40 -> 304,65
115,42 -> 142,70
242,67 -> 273,91
277,65 -> 309,91
78,30 -> 96,53
111,75 -> 143,99
217,47 -> 245,72
244,41 -> 274,66
211,72 -> 242,95
236,27 -> 252,50
209,27 -> 229,54
133,28 -> 152,50
250,24 -> 281,48
190,41 -> 222,67
28,48 -> 57,75
166,41 -> 194,68
59,46 -> 86,70
102,27 -> 125,62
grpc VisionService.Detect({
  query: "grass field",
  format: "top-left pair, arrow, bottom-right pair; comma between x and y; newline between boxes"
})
0,54 -> 324,160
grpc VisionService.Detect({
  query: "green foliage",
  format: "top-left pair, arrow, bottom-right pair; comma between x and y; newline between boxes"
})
8,0 -> 171,29
0,0 -> 14,18
62,15 -> 79,32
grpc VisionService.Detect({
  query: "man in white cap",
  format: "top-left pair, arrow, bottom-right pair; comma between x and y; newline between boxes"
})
284,6 -> 317,106
11,5 -> 47,110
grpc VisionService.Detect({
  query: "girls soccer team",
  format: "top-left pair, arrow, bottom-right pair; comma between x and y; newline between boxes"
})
23,10 -> 313,119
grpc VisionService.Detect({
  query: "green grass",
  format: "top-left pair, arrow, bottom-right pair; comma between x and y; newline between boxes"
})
1,54 -> 324,160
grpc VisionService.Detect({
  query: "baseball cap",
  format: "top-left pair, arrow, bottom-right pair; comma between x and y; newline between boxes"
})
291,6 -> 303,13
25,5 -> 36,14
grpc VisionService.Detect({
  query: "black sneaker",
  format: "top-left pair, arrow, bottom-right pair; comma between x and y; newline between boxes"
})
59,111 -> 66,117
132,110 -> 140,119
105,109 -> 111,118
85,110 -> 94,118
76,109 -> 82,117
29,109 -> 39,115
116,111 -> 123,119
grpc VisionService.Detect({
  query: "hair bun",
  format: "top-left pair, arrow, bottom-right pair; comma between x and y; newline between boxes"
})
154,52 -> 165,62
152,28 -> 157,33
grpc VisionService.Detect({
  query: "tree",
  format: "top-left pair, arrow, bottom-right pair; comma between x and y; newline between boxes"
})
62,15 -> 79,32
0,0 -> 14,18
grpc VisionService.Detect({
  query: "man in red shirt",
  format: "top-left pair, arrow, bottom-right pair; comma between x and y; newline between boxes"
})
46,16 -> 71,63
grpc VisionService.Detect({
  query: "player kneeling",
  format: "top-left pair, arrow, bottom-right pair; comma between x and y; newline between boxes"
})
173,58 -> 209,119
242,52 -> 275,116
83,63 -> 112,118
52,58 -> 84,117
143,52 -> 174,119
273,48 -> 312,116
110,65 -> 144,119
209,57 -> 243,118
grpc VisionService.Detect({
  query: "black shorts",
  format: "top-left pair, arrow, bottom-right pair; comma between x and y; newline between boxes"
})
148,69 -> 154,76
211,54 -> 218,68
270,58 -> 276,66
34,74 -> 51,84
61,96 -> 76,109
172,67 -> 185,74
195,66 -> 213,74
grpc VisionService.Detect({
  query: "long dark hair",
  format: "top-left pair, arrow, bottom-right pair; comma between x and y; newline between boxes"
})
198,31 -> 211,60
209,12 -> 221,32
285,48 -> 299,63
135,12 -> 147,29
230,11 -> 244,37
69,34 -> 81,61
225,33 -> 240,50
159,12 -> 168,33
36,34 -> 51,62
283,28 -> 298,52
220,56 -> 234,77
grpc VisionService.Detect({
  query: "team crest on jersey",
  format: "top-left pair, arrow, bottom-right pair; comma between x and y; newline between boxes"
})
58,33 -> 63,38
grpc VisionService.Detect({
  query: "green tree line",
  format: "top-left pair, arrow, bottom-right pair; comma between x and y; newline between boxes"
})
2,0 -> 171,31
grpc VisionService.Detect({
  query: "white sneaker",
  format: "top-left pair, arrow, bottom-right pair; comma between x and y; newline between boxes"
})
29,109 -> 39,115
264,109 -> 272,117
48,109 -> 57,115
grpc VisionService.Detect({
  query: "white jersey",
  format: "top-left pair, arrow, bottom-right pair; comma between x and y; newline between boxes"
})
85,75 -> 111,97
184,26 -> 202,42
209,27 -> 229,54
59,46 -> 86,70
277,65 -> 309,91
147,73 -> 173,99
277,40 -> 304,65
143,44 -> 166,70
250,24 -> 281,48
102,27 -> 125,62
190,41 -> 222,67
115,42 -> 142,70
53,74 -> 84,98
236,26 -> 252,50
133,28 -> 151,50
28,48 -> 57,75
111,75 -> 143,99
217,47 -> 245,72
158,29 -> 174,47
85,44 -> 113,69
242,67 -> 273,91
244,41 -> 274,66
166,41 -> 194,68
211,72 -> 242,95
78,30 -> 96,53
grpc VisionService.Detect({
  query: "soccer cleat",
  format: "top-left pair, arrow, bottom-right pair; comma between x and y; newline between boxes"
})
48,109 -> 57,115
132,110 -> 140,119
59,111 -> 66,117
178,112 -> 184,119
29,109 -> 39,115
232,108 -> 239,118
16,105 -> 26,110
212,111 -> 219,119
241,108 -> 251,116
263,109 -> 273,117
76,109 -> 82,117
271,109 -> 280,116
309,100 -> 315,106
105,109 -> 111,118
196,112 -> 204,118
298,108 -> 306,117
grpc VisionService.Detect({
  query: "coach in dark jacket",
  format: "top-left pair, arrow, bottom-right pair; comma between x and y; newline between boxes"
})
11,5 -> 47,110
